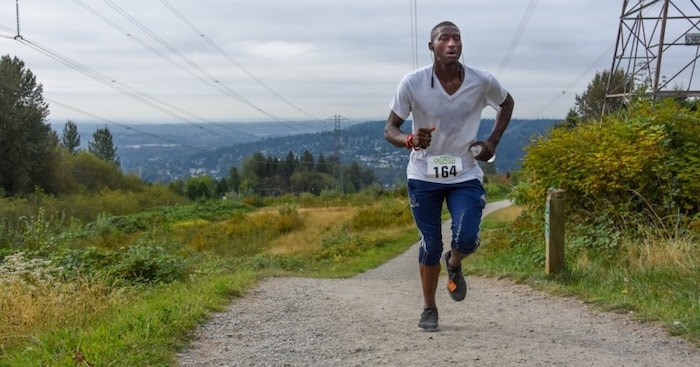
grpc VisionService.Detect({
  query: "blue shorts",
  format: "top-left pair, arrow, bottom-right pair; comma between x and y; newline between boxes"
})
408,179 -> 486,266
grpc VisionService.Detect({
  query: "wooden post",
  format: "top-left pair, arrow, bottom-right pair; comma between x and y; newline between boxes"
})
545,188 -> 566,274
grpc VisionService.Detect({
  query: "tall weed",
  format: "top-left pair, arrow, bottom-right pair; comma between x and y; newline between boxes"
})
0,253 -> 124,353
314,225 -> 391,262
178,206 -> 301,256
349,198 -> 413,231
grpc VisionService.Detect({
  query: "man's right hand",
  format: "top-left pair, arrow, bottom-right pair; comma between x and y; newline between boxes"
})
413,127 -> 436,149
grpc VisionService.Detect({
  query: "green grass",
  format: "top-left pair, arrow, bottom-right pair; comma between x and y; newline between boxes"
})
303,227 -> 419,278
0,268 -> 257,366
0,196 -> 420,366
472,206 -> 700,346
2,194 -> 697,366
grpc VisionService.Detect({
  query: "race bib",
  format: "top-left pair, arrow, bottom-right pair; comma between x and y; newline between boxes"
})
427,155 -> 463,179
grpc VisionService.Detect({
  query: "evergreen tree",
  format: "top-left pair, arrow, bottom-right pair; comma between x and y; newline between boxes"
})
573,70 -> 632,122
300,150 -> 315,170
284,151 -> 297,178
343,162 -> 363,193
562,108 -> 580,128
0,55 -> 52,195
228,166 -> 240,192
215,177 -> 229,197
316,153 -> 329,174
88,126 -> 120,167
61,120 -> 81,154
184,175 -> 215,200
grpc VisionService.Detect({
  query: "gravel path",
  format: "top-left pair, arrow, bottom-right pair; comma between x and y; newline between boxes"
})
178,201 -> 699,367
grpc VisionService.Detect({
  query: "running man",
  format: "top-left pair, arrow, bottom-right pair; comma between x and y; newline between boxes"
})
384,20 -> 514,331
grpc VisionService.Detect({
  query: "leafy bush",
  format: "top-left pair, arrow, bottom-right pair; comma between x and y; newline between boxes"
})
70,152 -> 141,192
516,98 -> 700,222
314,225 -> 390,262
50,246 -> 117,278
48,243 -> 188,285
106,244 -> 188,285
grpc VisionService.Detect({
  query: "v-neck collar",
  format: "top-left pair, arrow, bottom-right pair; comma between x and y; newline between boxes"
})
432,65 -> 467,99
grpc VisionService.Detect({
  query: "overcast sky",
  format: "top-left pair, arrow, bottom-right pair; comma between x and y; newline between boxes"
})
1,1 -> 625,126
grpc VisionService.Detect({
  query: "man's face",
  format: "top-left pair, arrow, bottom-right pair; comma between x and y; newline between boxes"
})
431,26 -> 462,64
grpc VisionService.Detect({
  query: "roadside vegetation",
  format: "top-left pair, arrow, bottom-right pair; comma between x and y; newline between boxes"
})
475,96 -> 699,346
0,186 -> 424,365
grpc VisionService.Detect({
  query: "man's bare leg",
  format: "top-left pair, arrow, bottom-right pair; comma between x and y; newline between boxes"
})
419,263 -> 441,309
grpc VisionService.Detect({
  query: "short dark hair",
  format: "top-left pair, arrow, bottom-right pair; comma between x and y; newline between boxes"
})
430,21 -> 459,42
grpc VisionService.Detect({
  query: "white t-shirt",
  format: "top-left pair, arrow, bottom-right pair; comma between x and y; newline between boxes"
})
390,64 -> 508,184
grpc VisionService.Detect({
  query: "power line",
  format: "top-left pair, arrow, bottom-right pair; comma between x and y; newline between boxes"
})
530,41 -> 615,118
1,21 -> 262,143
48,99 -> 209,153
12,1 -> 334,137
70,0 -> 263,140
158,0 -> 325,126
15,35 -> 256,141
99,0 -> 306,134
0,76 -> 209,153
497,0 -> 539,78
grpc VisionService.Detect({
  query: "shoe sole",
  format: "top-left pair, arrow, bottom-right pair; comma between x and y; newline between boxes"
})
417,325 -> 439,332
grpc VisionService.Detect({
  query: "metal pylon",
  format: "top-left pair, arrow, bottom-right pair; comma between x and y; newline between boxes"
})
328,114 -> 348,192
606,0 -> 700,102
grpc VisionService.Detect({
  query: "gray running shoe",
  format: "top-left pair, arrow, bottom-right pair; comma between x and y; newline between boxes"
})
444,251 -> 467,301
418,308 -> 439,332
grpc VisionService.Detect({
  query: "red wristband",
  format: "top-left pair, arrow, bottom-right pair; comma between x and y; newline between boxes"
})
405,134 -> 414,149
406,134 -> 422,150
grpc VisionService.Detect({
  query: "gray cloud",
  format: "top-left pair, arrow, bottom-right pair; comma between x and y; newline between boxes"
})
1,0 -> 630,122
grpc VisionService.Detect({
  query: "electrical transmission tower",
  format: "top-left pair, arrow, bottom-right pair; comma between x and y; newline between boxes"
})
327,114 -> 348,192
606,0 -> 700,104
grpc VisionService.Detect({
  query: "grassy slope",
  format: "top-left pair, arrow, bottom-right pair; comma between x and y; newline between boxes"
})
1,202 -> 696,366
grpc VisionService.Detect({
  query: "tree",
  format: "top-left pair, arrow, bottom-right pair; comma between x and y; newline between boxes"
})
88,126 -> 120,167
561,108 -> 580,128
228,166 -> 241,193
300,150 -> 315,170
241,152 -> 266,194
184,175 -> 216,200
0,55 -> 52,195
573,69 -> 633,122
284,151 -> 297,178
71,151 -> 127,191
343,162 -> 364,193
61,120 -> 81,154
316,153 -> 330,174
215,177 -> 229,197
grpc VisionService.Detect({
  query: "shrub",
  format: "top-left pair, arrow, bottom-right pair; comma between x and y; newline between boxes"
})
516,98 -> 700,222
106,244 -> 188,285
314,225 -> 390,262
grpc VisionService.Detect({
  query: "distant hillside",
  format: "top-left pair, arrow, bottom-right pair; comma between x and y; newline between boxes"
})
104,118 -> 559,184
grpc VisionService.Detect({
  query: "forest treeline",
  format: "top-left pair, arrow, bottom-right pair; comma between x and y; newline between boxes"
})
168,150 -> 378,200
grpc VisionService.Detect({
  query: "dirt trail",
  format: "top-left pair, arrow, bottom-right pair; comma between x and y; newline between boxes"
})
178,200 -> 699,366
